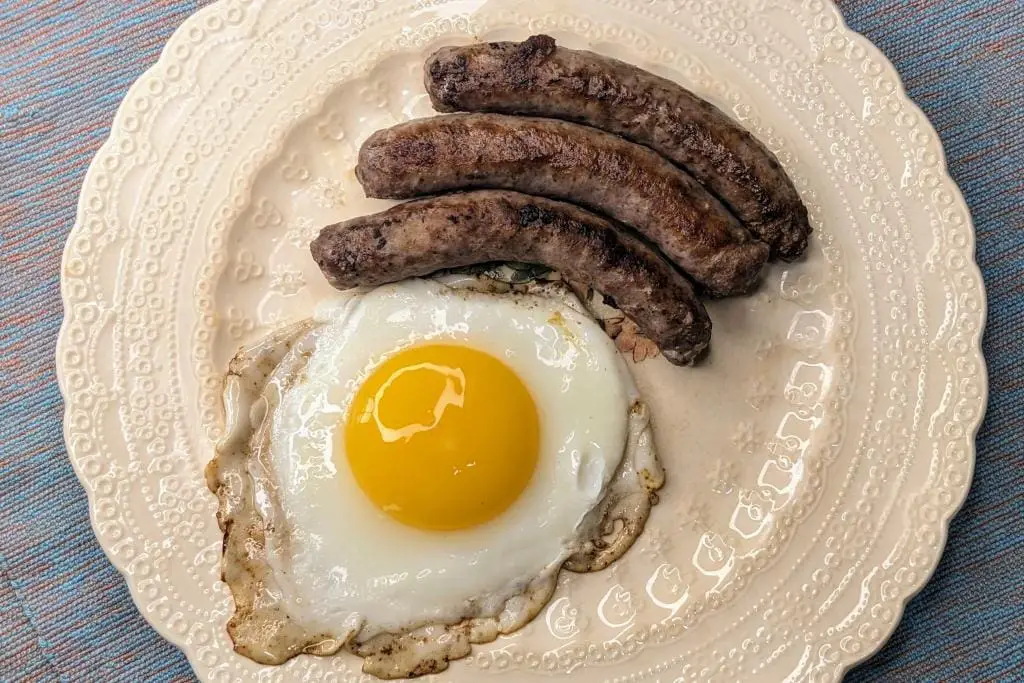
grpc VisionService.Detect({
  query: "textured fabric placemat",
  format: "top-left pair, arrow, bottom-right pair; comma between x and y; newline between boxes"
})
1,1 -> 1020,681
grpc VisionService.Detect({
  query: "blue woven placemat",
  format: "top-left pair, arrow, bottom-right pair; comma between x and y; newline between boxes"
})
1,2 -> 1020,681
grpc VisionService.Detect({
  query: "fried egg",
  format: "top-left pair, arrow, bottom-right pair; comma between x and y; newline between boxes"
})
208,278 -> 663,678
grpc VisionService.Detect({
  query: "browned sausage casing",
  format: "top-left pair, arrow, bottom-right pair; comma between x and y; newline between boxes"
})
425,35 -> 811,259
311,190 -> 712,365
356,113 -> 768,297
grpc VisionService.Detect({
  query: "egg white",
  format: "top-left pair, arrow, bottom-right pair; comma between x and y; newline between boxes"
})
264,278 -> 634,637
211,277 -> 663,675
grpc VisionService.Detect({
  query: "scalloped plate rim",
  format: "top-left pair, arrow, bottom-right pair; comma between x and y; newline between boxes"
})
808,6 -> 988,675
55,0 -> 248,671
54,0 -> 988,680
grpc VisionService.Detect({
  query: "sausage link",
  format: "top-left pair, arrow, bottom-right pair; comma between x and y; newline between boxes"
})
425,35 -> 811,259
311,190 -> 712,365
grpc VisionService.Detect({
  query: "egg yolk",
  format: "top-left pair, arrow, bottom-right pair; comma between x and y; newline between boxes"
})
343,344 -> 540,531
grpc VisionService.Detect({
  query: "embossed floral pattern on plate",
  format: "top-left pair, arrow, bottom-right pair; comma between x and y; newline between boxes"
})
57,1 -> 985,681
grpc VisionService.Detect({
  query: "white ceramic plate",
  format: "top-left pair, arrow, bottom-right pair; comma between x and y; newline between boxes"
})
57,0 -> 986,681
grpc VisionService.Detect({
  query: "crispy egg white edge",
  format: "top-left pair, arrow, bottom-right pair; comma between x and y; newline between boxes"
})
209,277 -> 663,675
